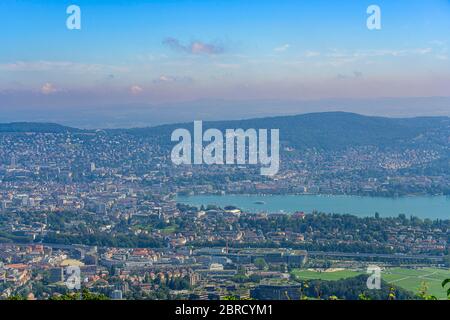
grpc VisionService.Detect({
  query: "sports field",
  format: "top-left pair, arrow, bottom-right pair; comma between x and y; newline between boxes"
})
383,267 -> 450,299
291,267 -> 450,299
291,269 -> 362,281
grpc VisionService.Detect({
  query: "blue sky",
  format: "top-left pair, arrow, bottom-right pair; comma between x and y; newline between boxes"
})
0,0 -> 449,110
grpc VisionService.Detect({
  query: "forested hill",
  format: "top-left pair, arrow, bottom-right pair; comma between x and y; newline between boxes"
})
0,122 -> 81,133
1,112 -> 449,150
121,112 -> 450,150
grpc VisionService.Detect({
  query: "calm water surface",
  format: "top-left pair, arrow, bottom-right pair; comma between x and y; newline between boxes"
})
177,194 -> 450,219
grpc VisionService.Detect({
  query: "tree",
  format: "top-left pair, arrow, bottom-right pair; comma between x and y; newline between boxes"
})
417,282 -> 437,300
388,287 -> 396,300
254,258 -> 268,271
358,293 -> 371,300
50,288 -> 109,300
81,288 -> 109,300
442,279 -> 450,299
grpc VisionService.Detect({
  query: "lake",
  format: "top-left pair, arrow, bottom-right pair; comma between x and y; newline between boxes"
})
176,194 -> 450,219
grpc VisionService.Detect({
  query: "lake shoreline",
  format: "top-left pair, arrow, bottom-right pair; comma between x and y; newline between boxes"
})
176,194 -> 450,220
177,192 -> 448,199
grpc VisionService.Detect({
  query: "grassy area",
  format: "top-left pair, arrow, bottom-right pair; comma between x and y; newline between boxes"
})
291,269 -> 362,281
160,225 -> 178,235
291,267 -> 450,299
131,224 -> 153,232
383,267 -> 450,299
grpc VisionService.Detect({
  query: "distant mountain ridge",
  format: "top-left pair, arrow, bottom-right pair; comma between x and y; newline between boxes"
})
122,112 -> 450,150
1,112 -> 449,150
3,96 -> 450,128
0,122 -> 81,133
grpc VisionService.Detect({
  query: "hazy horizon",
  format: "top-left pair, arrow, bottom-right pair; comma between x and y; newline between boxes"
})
1,96 -> 449,129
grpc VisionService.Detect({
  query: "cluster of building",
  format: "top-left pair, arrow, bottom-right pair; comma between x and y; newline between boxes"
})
0,242 -> 307,300
0,128 -> 448,300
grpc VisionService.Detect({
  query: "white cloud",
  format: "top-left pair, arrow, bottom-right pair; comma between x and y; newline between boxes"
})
328,48 -> 433,59
430,40 -> 446,46
158,75 -> 174,82
0,61 -> 129,74
163,38 -> 225,55
274,44 -> 290,52
41,83 -> 57,95
316,47 -> 436,67
130,85 -> 143,95
304,51 -> 321,58
153,75 -> 194,84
